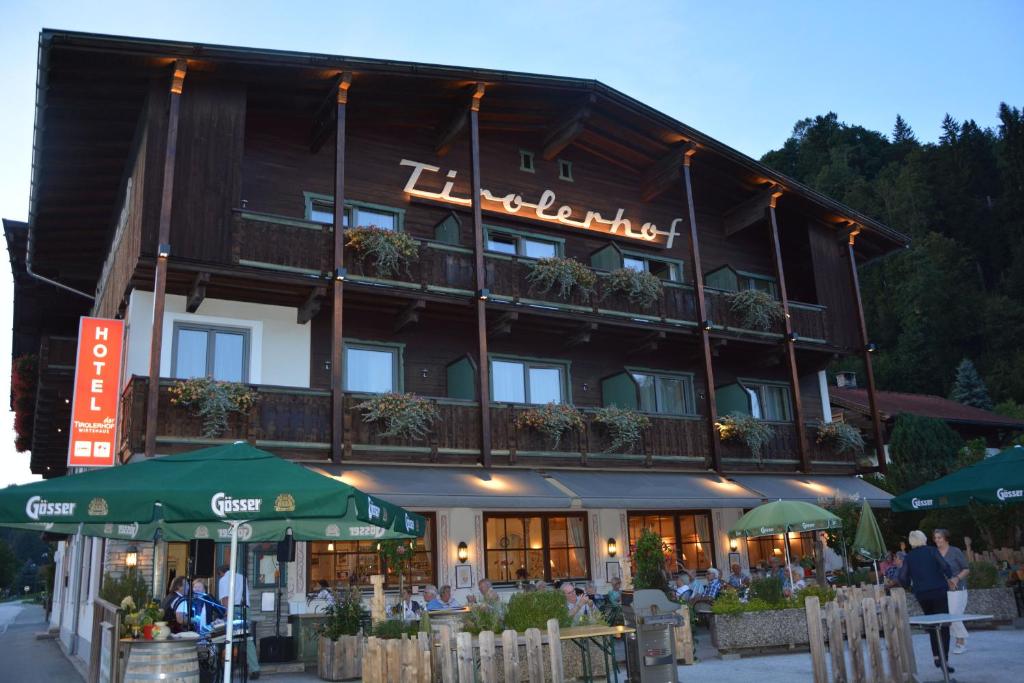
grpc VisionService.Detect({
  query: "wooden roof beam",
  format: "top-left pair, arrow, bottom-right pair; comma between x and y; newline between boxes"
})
640,143 -> 693,202
541,93 -> 596,160
627,331 -> 666,356
297,286 -> 327,325
723,184 -> 782,237
435,83 -> 486,156
309,72 -> 352,153
393,299 -> 426,333
488,311 -> 517,337
185,272 -> 210,313
562,322 -> 597,349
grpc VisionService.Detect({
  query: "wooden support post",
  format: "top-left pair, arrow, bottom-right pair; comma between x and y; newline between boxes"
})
185,272 -> 209,313
330,73 -> 352,464
845,226 -> 888,473
144,58 -> 186,458
681,149 -> 722,471
369,574 -> 385,624
767,195 -> 810,472
468,83 -> 492,468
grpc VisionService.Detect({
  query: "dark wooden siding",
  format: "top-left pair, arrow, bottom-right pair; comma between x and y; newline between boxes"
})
808,219 -> 859,351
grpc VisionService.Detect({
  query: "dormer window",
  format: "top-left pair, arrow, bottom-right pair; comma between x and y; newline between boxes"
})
520,150 -> 535,173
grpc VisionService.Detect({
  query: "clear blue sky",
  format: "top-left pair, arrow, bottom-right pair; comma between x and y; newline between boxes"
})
1,0 -> 1021,485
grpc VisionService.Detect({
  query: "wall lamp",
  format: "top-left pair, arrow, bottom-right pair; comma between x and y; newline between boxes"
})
477,288 -> 490,302
457,541 -> 469,563
334,267 -> 348,282
125,546 -> 139,569
786,332 -> 799,343
729,539 -> 738,552
701,319 -> 713,332
865,342 -> 878,353
157,243 -> 171,259
606,538 -> 618,557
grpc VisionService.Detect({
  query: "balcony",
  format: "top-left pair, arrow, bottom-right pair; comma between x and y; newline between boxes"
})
119,377 -> 855,472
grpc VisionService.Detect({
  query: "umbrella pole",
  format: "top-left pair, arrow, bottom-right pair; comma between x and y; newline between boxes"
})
784,531 -> 794,593
840,529 -> 851,584
223,521 -> 240,683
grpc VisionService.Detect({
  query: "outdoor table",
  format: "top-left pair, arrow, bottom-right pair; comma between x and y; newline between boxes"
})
908,613 -> 993,683
560,624 -> 635,683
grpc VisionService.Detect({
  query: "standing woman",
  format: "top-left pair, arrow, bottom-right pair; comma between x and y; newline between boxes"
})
897,530 -> 955,673
934,528 -> 970,654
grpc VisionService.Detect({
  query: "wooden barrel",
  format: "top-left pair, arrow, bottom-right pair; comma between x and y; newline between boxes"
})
124,640 -> 200,682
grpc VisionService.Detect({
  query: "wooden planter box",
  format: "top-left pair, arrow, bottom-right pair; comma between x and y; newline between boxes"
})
317,635 -> 363,681
906,587 -> 1019,623
710,608 -> 809,655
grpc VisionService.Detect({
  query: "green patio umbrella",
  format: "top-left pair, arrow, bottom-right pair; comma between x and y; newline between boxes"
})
852,499 -> 886,584
890,445 -> 1024,512
729,499 -> 842,589
0,442 -> 425,683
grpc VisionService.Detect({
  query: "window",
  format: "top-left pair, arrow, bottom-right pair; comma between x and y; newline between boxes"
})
485,227 -> 560,259
305,195 -> 404,231
344,342 -> 402,394
622,253 -> 683,282
558,159 -> 573,181
519,150 -> 535,173
172,323 -> 250,382
630,371 -> 695,415
484,513 -> 589,583
737,271 -> 778,298
491,358 -> 567,404
745,530 -> 816,569
308,514 -> 435,589
741,381 -> 792,421
627,511 -> 714,575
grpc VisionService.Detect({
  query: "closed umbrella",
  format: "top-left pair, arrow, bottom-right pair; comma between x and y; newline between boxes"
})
0,442 -> 425,683
729,500 -> 842,590
852,499 -> 886,584
890,445 -> 1024,512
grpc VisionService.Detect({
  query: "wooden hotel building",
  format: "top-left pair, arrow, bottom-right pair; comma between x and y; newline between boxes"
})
6,31 -> 905,659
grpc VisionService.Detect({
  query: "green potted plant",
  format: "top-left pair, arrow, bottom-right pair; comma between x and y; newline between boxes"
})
317,586 -> 365,681
602,268 -> 663,309
515,402 -> 584,448
526,257 -> 598,301
632,528 -> 669,592
715,412 -> 775,457
593,406 -> 650,452
356,392 -> 439,440
168,378 -> 257,438
815,421 -> 865,455
346,225 -> 418,278
727,289 -> 784,331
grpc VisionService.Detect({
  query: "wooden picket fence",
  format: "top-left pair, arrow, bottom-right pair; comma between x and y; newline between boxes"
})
964,538 -> 1024,565
804,587 -> 917,683
362,620 -> 569,683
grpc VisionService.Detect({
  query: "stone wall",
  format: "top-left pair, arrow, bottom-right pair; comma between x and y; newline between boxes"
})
906,587 -> 1019,623
710,608 -> 809,654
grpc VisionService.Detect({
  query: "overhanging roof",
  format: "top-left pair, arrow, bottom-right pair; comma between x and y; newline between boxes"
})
831,387 -> 1024,430
546,470 -> 763,509
731,474 -> 893,508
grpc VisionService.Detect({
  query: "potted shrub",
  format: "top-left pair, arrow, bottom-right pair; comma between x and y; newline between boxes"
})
168,378 -> 257,438
356,392 -> 439,440
602,268 -> 663,309
503,591 -> 571,632
526,257 -> 597,301
815,421 -> 865,455
727,289 -> 784,331
317,586 -> 365,681
710,584 -> 835,654
716,412 -> 775,457
346,225 -> 418,278
632,528 -> 669,592
593,406 -> 650,452
515,402 -> 584,449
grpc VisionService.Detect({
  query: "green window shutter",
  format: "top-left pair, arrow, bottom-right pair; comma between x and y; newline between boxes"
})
601,372 -> 639,410
434,212 -> 461,245
716,382 -> 751,416
590,243 -> 623,272
705,266 -> 739,292
446,356 -> 477,400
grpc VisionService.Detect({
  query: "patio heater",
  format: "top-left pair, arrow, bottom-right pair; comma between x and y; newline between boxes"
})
622,589 -> 683,683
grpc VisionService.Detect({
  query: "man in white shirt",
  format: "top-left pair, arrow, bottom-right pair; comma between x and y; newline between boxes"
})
673,572 -> 693,600
217,557 -> 259,678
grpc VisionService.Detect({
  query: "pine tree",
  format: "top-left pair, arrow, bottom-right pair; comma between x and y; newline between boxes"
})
940,114 -> 960,144
892,114 -> 917,144
950,358 -> 993,410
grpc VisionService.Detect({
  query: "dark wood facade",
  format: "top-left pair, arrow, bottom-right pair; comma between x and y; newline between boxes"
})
11,31 -> 910,478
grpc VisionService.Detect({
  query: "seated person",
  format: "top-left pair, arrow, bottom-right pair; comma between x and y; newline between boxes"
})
392,587 -> 422,620
605,577 -> 622,606
701,568 -> 724,600
783,563 -> 807,596
189,579 -> 225,631
561,582 -> 593,624
161,576 -> 190,632
314,579 -> 333,602
477,578 -> 500,607
673,572 -> 693,600
727,563 -> 750,589
426,584 -> 460,610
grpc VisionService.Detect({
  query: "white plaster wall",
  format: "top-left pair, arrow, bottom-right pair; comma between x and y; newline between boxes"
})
124,290 -> 310,387
712,508 -> 750,574
590,508 -> 627,590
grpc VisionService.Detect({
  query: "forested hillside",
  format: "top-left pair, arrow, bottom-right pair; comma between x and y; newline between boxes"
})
761,106 -> 1024,414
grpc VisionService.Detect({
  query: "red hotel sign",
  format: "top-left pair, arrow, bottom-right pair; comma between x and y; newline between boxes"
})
67,317 -> 124,468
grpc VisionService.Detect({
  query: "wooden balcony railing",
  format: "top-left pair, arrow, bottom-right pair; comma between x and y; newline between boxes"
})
704,287 -> 828,343
119,377 -> 856,470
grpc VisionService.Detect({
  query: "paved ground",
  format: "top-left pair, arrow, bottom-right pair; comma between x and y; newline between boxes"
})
0,601 -> 83,682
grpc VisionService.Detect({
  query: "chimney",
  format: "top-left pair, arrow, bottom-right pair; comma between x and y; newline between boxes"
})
836,371 -> 858,389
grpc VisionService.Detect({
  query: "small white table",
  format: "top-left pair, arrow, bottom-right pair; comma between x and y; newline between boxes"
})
908,613 -> 993,683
